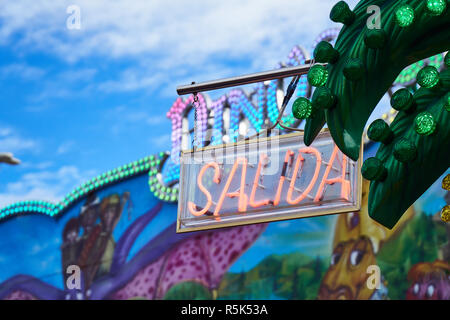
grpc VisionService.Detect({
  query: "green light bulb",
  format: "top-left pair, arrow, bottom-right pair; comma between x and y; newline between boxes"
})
367,119 -> 393,144
445,52 -> 450,68
312,87 -> 336,110
313,41 -> 339,63
395,4 -> 415,27
362,157 -> 387,181
364,29 -> 387,49
292,97 -> 313,119
391,88 -> 414,112
393,138 -> 417,162
417,66 -> 440,88
414,111 -> 436,135
426,0 -> 446,16
330,1 -> 355,25
343,58 -> 365,81
307,65 -> 328,87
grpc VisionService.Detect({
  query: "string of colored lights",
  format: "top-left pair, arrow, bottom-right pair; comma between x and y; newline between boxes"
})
148,151 -> 179,202
394,53 -> 446,86
0,155 -> 154,220
210,95 -> 227,146
163,28 -> 341,187
166,93 -> 208,164
228,88 -> 265,141
267,45 -> 309,127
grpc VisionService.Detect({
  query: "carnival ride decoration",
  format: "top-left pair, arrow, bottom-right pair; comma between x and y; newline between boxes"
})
0,201 -> 266,300
292,0 -> 449,228
0,2 -> 447,230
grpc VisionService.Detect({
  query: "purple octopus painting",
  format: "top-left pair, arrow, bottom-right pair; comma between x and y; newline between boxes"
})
0,196 -> 266,300
406,260 -> 450,300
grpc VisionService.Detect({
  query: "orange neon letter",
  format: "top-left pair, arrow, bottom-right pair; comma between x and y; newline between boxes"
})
287,147 -> 322,205
273,150 -> 294,206
188,162 -> 220,216
314,145 -> 351,202
214,157 -> 248,221
249,153 -> 271,208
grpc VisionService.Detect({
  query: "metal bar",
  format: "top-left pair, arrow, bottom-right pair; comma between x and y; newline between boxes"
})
176,60 -> 312,95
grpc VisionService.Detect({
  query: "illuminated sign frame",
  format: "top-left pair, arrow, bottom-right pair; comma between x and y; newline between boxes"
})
177,130 -> 363,233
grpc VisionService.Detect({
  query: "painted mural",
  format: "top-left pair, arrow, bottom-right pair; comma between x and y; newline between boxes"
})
0,159 -> 448,300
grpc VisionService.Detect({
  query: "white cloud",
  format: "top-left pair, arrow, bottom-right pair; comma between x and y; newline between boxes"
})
0,63 -> 45,80
59,68 -> 97,81
0,128 -> 12,137
0,0 -> 358,94
146,115 -> 166,126
98,69 -> 163,93
56,141 -> 75,155
0,127 -> 38,154
19,161 -> 54,170
150,134 -> 171,148
104,106 -> 170,136
0,165 -> 97,207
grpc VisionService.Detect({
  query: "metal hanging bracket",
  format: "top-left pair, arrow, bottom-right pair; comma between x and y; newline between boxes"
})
178,59 -> 324,144
177,60 -> 313,96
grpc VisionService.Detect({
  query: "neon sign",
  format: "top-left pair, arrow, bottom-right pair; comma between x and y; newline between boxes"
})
177,131 -> 362,232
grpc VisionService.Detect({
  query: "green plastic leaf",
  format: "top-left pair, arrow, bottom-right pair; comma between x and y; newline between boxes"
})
368,69 -> 450,229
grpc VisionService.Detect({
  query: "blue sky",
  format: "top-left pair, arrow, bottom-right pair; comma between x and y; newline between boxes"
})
0,0 -> 361,207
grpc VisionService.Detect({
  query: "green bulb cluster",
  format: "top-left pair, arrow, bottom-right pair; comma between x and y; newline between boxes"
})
364,29 -> 387,49
391,88 -> 415,112
395,4 -> 415,27
343,58 -> 365,81
414,111 -> 437,136
314,41 -> 339,64
292,97 -> 313,119
148,151 -> 179,202
367,119 -> 393,144
393,138 -> 417,162
330,1 -> 355,25
425,0 -> 447,16
307,65 -> 328,87
395,60 -> 425,84
0,155 -> 154,220
361,157 -> 387,181
312,87 -> 336,110
417,66 -> 440,88
0,200 -> 59,219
